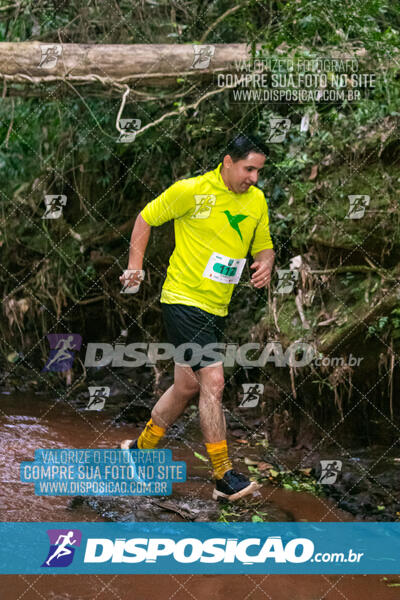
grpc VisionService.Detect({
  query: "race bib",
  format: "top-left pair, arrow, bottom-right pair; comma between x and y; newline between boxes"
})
203,252 -> 246,285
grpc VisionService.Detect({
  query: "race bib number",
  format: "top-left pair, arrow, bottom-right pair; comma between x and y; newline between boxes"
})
203,252 -> 246,284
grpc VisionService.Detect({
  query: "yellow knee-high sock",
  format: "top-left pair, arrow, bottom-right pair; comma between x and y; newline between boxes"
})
137,418 -> 166,449
205,440 -> 232,479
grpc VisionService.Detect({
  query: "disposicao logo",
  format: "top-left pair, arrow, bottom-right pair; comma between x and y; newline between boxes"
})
83,536 -> 314,564
41,529 -> 82,567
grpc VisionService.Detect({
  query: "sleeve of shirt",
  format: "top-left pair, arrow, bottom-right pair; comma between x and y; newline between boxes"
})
140,179 -> 194,226
250,195 -> 274,255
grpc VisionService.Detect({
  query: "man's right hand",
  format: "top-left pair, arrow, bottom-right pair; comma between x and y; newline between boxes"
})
119,269 -> 145,294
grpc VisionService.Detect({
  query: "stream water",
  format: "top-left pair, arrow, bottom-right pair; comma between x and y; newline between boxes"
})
1,391 -> 399,599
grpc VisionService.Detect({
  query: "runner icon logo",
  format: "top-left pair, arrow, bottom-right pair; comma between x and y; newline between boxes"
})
191,45 -> 215,69
117,119 -> 141,143
275,269 -> 299,294
42,529 -> 81,567
42,195 -> 67,219
120,270 -> 145,294
38,44 -> 62,69
239,383 -> 264,408
86,386 -> 110,411
268,118 -> 291,143
42,334 -> 82,372
318,460 -> 342,485
192,195 -> 216,219
346,195 -> 370,219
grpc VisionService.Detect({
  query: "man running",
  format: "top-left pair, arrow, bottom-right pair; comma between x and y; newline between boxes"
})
119,134 -> 275,501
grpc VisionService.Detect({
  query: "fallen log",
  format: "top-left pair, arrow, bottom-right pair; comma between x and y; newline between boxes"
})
0,42 -> 253,92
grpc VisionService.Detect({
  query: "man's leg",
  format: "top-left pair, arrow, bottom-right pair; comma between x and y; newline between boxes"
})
121,364 -> 199,449
152,364 -> 200,429
197,362 -> 261,501
197,363 -> 232,477
197,363 -> 226,442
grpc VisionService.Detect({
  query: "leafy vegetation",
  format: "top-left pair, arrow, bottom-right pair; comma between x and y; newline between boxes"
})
0,0 -> 399,434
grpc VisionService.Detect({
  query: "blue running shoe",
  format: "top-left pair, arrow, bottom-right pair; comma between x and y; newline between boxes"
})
212,469 -> 261,501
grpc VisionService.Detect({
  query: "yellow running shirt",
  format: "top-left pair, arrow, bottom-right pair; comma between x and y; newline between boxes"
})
140,162 -> 273,316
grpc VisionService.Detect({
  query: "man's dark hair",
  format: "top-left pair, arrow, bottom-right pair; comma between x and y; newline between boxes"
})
222,134 -> 268,162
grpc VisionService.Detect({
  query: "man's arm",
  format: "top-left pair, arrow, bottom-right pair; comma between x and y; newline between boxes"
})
119,213 -> 151,288
250,248 -> 275,289
128,213 -> 151,269
120,178 -> 193,289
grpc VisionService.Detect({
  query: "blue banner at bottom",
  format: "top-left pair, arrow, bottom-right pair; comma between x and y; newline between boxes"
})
0,522 -> 399,574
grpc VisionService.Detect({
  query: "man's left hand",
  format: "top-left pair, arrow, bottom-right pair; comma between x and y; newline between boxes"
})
250,261 -> 272,288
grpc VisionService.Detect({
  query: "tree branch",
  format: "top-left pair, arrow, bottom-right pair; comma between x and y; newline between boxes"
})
200,5 -> 245,44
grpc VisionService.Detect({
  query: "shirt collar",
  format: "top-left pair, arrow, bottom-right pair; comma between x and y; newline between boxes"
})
215,162 -> 232,193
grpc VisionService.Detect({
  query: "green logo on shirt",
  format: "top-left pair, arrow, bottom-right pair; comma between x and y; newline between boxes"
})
223,210 -> 248,241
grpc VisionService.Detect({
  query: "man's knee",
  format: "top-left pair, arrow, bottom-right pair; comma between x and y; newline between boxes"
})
175,375 -> 200,399
199,366 -> 225,396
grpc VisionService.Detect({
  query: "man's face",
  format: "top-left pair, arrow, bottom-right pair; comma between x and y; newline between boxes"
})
223,151 -> 266,194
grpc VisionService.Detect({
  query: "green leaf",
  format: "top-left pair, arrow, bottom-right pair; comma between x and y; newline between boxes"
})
193,452 -> 208,463
7,352 -> 19,363
378,317 -> 388,330
256,439 -> 269,449
247,465 -> 259,474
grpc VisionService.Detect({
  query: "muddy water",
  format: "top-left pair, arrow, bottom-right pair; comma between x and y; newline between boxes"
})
0,392 -> 349,523
1,391 -> 399,599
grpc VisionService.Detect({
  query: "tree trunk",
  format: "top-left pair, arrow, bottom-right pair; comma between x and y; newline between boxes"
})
0,42 -> 252,94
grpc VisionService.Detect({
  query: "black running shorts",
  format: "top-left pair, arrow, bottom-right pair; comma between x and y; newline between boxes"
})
161,303 -> 226,371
